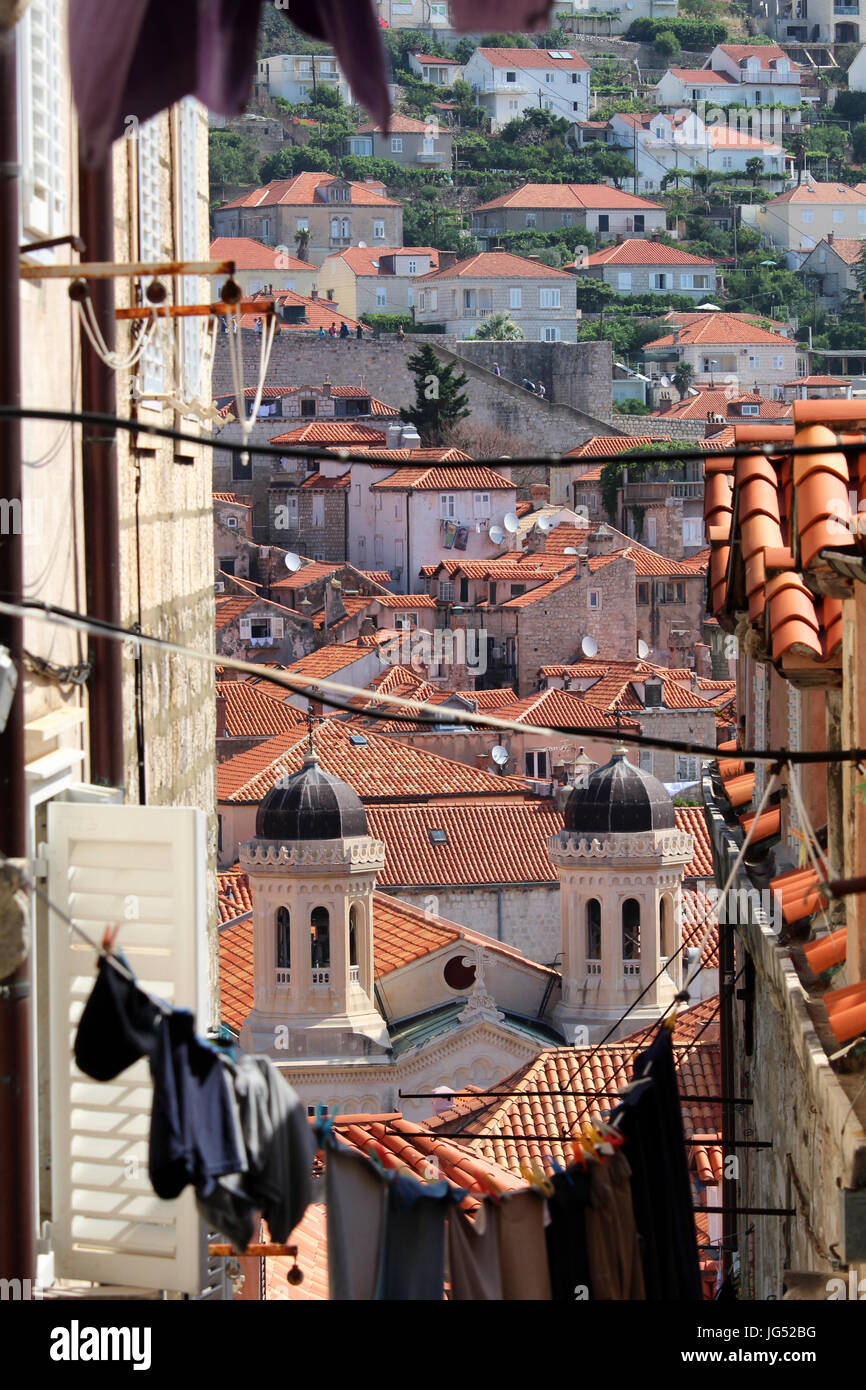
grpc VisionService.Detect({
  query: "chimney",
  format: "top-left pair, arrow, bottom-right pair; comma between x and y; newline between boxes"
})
672,327 -> 680,346
437,250 -> 458,271
322,375 -> 332,397
828,230 -> 834,246
493,244 -> 506,252
310,288 -> 318,300
216,693 -> 227,739
527,254 -> 541,261
530,483 -> 549,506
615,233 -> 624,245
693,641 -> 711,677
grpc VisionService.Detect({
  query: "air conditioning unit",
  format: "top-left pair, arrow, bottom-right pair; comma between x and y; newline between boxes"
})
214,581 -> 225,593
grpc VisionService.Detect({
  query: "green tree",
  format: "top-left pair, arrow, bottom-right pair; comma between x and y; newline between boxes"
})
654,30 -> 682,60
745,156 -> 765,186
790,131 -> 808,186
661,167 -> 690,191
208,130 -> 261,188
472,312 -> 524,340
593,147 -> 636,190
853,122 -> 866,164
295,226 -> 310,263
673,361 -> 695,399
260,145 -> 334,181
400,343 -> 471,444
613,397 -> 651,415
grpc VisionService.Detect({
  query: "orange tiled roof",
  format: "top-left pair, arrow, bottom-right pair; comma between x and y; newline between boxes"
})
705,406 -> 854,683
367,800 -> 711,889
767,180 -> 866,205
284,643 -> 376,678
239,289 -> 369,334
584,240 -> 715,268
369,463 -> 513,491
272,562 -> 390,592
566,435 -> 666,457
715,42 -> 799,69
492,686 -> 642,733
665,67 -> 736,84
420,250 -> 572,283
219,172 -> 400,210
217,869 -> 253,925
801,240 -> 865,268
209,236 -> 313,271
342,446 -> 474,463
218,719 -> 526,805
477,45 -> 590,69
645,311 -> 792,349
771,865 -> 823,927
327,245 -> 439,275
213,490 -> 252,504
654,389 -> 792,422
269,421 -> 386,446
214,594 -> 307,630
216,680 -> 306,738
473,182 -> 663,213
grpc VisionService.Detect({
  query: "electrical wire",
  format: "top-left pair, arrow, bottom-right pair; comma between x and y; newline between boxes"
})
4,594 -> 866,768
5,403 -> 866,472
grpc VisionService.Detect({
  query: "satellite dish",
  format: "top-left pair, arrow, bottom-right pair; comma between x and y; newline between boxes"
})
358,240 -> 367,247
581,634 -> 599,658
285,551 -> 303,572
536,514 -> 552,533
638,639 -> 650,659
660,374 -> 670,388
563,546 -> 578,555
488,524 -> 505,545
491,744 -> 509,766
503,512 -> 519,534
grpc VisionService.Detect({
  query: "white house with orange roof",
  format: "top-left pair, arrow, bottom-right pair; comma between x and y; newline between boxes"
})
408,51 -> 465,85
705,44 -> 803,106
212,172 -> 403,267
463,46 -> 590,129
345,454 -> 517,589
640,310 -> 803,396
255,51 -> 353,107
345,112 -> 452,167
572,238 -> 717,299
797,233 -> 866,305
655,67 -> 740,109
755,181 -> 866,259
413,250 -> 578,341
209,235 -> 317,297
471,181 -> 666,244
316,245 -> 443,319
608,110 -> 784,193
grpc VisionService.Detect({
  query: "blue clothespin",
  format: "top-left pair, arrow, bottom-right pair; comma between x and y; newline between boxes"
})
315,1100 -> 340,1146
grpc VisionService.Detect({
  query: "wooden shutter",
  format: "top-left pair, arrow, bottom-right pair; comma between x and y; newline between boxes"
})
271,617 -> 284,640
137,116 -> 165,398
17,0 -> 66,239
239,616 -> 252,639
177,97 -> 201,401
48,802 -> 209,1294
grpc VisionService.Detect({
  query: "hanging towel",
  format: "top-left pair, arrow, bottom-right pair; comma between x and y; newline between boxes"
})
545,1165 -> 594,1302
324,1140 -> 388,1301
447,1200 -> 503,1301
74,954 -> 161,1080
380,1175 -> 464,1302
148,1010 -> 246,1201
616,1028 -> 703,1300
585,1152 -> 645,1301
496,1189 -> 552,1300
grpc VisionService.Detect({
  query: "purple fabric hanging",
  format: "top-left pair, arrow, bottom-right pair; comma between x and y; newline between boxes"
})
448,0 -> 554,29
69,0 -> 263,165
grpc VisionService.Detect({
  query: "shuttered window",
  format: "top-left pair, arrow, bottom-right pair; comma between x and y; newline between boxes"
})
137,117 -> 165,398
177,97 -> 201,404
17,0 -> 66,240
48,802 -> 209,1294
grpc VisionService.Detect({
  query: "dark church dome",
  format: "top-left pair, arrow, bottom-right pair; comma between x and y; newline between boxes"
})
255,754 -> 368,841
564,749 -> 675,835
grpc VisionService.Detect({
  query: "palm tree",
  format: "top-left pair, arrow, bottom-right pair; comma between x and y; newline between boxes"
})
745,156 -> 765,187
673,361 -> 694,400
294,227 -> 310,263
472,311 -> 524,341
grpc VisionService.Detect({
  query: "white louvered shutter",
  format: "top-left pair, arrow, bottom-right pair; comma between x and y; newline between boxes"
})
271,617 -> 284,639
177,97 -> 201,402
17,0 -> 66,239
48,802 -> 209,1294
137,117 -> 165,399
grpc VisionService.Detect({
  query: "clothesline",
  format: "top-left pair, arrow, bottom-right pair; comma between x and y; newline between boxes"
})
4,596 -> 865,768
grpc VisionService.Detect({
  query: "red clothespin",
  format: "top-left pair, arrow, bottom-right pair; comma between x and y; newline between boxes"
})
102,923 -> 120,954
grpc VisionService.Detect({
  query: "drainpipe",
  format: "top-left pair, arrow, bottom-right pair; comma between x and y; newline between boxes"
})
405,492 -> 411,594
496,885 -> 503,942
0,24 -> 34,1283
78,151 -> 124,787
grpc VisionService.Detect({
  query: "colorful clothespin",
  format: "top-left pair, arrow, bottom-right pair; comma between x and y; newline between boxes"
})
314,1100 -> 340,1147
101,922 -> 120,954
475,1172 -> 502,1204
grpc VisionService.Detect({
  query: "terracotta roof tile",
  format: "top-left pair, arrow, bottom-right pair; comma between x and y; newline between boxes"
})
584,240 -> 715,268
566,435 -> 664,457
281,644 -> 375,678
219,172 -> 400,210
209,236 -> 313,271
645,311 -> 792,349
473,183 -> 662,213
269,421 -> 386,446
768,180 -> 866,206
421,250 -> 572,282
369,463 -> 512,491
476,46 -> 589,69
216,681 -> 306,738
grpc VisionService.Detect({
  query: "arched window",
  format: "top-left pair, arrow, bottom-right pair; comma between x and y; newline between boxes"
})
586,899 -> 601,961
660,896 -> 673,959
330,216 -> 339,239
349,903 -> 359,967
311,906 -> 330,968
622,898 -> 641,960
276,906 -> 291,970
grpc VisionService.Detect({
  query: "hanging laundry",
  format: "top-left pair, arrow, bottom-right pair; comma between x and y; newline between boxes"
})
324,1138 -> 388,1301
496,1189 -> 552,1300
380,1173 -> 465,1302
545,1165 -> 594,1302
148,1009 -> 246,1201
241,1057 -> 315,1244
74,954 -> 162,1080
447,1200 -> 503,1301
585,1152 -> 645,1301
615,1027 -> 703,1300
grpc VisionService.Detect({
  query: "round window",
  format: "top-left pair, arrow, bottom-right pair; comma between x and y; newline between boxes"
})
443,954 -> 476,990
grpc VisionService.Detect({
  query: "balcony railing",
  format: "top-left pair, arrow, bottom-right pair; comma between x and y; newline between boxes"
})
671,481 -> 705,499
587,960 -> 602,976
275,968 -> 291,986
328,235 -> 352,247
834,4 -> 859,13
349,964 -> 361,985
311,968 -> 330,986
622,960 -> 641,979
418,150 -> 447,162
622,479 -> 703,503
461,306 -> 494,318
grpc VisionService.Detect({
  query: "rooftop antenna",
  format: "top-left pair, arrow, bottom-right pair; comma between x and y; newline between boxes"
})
637,638 -> 650,660
489,524 -> 505,545
285,551 -> 303,572
581,634 -> 598,658
503,511 -> 519,534
305,704 -> 318,757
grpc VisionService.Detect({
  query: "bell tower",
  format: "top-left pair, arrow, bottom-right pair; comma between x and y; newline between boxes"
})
548,748 -> 693,1043
238,744 -> 389,1059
